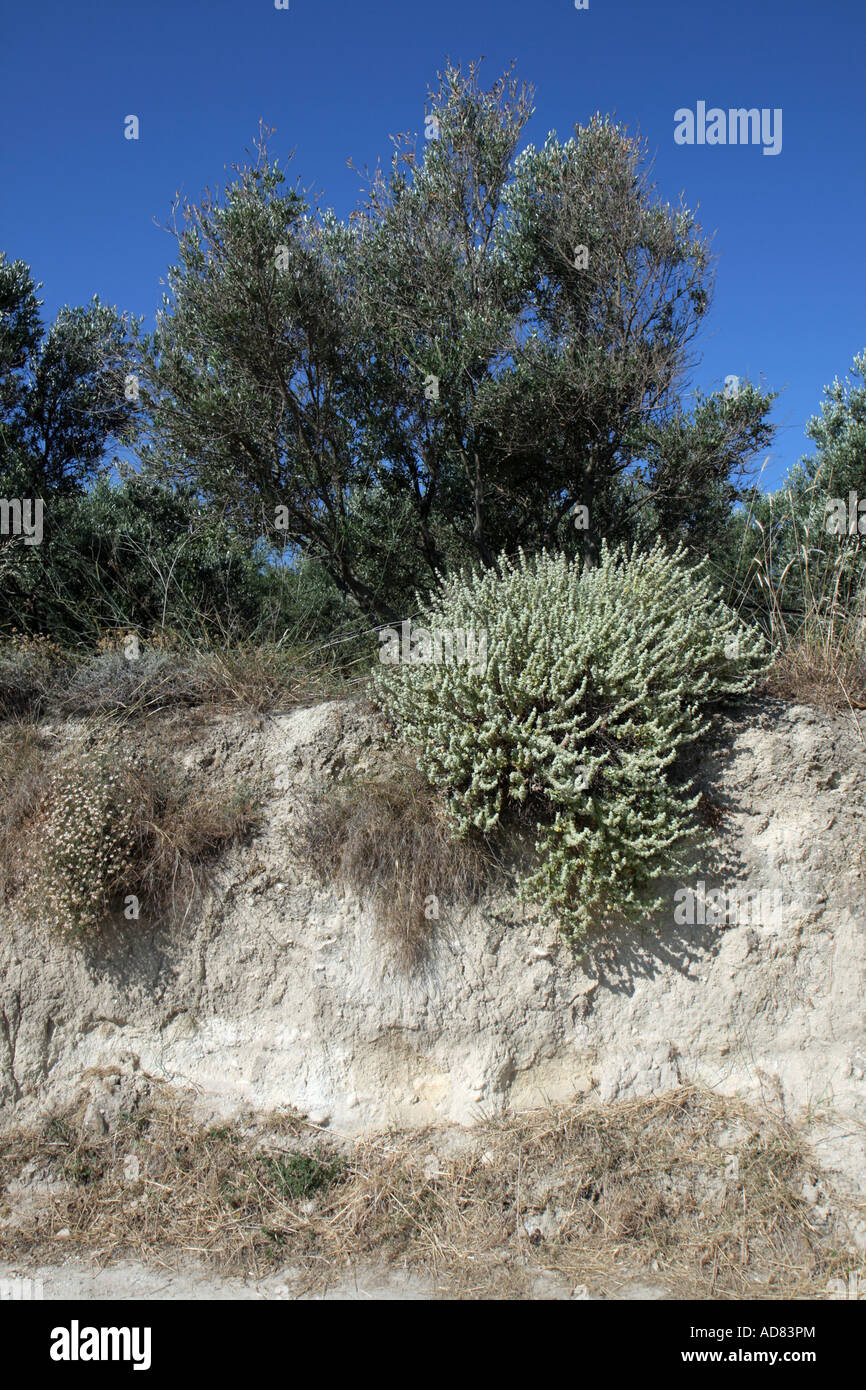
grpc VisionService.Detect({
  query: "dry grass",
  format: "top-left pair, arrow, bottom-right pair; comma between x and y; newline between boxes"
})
697,790 -> 726,832
119,754 -> 264,927
744,494 -> 866,718
54,643 -> 353,718
0,719 -> 53,905
765,640 -> 866,716
188,643 -> 354,713
297,764 -> 497,967
0,632 -> 356,721
1,1083 -> 861,1299
0,633 -> 69,718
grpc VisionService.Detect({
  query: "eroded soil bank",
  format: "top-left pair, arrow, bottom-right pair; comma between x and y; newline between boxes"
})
1,697 -> 865,1295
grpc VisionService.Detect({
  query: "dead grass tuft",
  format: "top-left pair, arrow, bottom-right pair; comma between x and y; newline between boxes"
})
0,633 -> 69,719
120,755 -> 264,928
697,790 -> 726,832
0,632 -> 356,722
764,641 -> 866,716
297,765 -> 496,967
0,719 -> 53,905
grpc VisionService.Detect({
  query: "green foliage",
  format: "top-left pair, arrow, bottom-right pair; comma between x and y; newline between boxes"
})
0,253 -> 140,495
2,68 -> 780,639
632,383 -> 778,553
0,474 -> 325,644
0,469 -> 271,636
801,348 -> 866,501
374,541 -> 768,942
723,348 -> 866,646
0,255 -> 42,424
142,65 -> 772,618
262,1150 -> 345,1200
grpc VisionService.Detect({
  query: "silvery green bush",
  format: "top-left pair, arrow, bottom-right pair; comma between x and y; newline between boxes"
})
374,541 -> 768,942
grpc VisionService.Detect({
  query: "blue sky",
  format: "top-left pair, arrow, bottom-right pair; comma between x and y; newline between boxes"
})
1,0 -> 863,488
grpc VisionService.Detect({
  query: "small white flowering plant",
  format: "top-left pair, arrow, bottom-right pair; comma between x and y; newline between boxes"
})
374,540 -> 769,942
36,737 -> 143,936
25,732 -> 265,939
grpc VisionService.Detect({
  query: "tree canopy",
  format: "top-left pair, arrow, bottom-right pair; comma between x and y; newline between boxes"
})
0,253 -> 139,497
142,63 -> 776,620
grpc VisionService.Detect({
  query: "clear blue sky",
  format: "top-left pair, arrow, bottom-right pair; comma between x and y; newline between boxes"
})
1,0 -> 863,488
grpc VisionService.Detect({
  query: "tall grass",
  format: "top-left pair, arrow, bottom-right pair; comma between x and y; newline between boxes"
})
725,480 -> 866,720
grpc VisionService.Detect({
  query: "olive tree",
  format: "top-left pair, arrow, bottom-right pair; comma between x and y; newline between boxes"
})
143,65 -> 774,619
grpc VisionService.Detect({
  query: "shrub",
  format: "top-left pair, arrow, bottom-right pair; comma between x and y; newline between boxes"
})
33,738 -> 142,936
0,633 -> 70,717
374,541 -> 768,942
261,1149 -> 345,1201
25,731 -> 263,936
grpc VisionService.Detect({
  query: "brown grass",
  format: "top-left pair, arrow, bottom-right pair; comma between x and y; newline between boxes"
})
0,719 -> 53,905
120,754 -> 265,926
297,764 -> 497,967
0,632 -> 357,721
743,493 -> 866,719
1,1083 -> 861,1299
697,790 -> 726,832
765,640 -> 866,717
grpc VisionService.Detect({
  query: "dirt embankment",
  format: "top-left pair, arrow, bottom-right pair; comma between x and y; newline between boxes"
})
1,697 -> 865,1296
